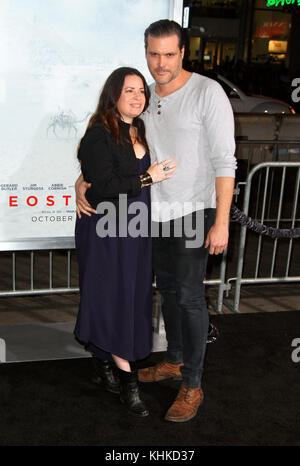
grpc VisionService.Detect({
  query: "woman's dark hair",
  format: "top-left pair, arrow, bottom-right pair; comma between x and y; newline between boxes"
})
79,67 -> 150,154
144,19 -> 185,51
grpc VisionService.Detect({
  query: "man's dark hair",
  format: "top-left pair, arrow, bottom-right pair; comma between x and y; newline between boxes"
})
144,19 -> 185,51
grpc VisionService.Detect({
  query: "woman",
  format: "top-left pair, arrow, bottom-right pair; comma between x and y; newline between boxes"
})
74,67 -> 176,417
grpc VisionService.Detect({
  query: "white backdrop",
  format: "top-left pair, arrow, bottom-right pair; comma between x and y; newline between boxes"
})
0,0 -> 180,241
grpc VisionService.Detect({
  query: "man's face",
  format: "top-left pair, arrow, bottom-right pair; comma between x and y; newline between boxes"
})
145,34 -> 184,85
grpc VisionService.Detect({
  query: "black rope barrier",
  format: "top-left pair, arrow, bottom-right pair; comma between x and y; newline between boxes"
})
230,206 -> 300,239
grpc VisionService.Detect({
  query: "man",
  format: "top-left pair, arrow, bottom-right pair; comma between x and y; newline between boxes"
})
137,20 -> 236,422
76,20 -> 236,423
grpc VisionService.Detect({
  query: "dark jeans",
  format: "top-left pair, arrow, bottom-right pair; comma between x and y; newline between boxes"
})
152,208 -> 216,388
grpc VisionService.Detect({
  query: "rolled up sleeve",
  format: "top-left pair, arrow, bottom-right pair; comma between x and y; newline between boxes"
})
203,80 -> 237,178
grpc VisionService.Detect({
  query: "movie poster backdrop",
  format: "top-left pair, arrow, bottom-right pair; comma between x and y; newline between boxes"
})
0,0 -> 171,241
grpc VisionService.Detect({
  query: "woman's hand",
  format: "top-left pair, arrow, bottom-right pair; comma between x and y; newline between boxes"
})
147,158 -> 177,184
75,174 -> 97,218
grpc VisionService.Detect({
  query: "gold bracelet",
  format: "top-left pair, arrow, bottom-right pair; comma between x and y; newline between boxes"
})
140,171 -> 153,187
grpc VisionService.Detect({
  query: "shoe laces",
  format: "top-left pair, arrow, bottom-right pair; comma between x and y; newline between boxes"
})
175,386 -> 188,402
177,387 -> 199,403
185,390 -> 195,402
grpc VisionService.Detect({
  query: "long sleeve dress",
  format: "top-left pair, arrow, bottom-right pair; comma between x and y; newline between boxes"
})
74,120 -> 152,361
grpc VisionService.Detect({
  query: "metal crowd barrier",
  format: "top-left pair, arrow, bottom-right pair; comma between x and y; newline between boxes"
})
0,238 -> 78,297
226,160 -> 300,313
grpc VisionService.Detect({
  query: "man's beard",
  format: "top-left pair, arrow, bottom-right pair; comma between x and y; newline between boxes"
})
152,65 -> 182,85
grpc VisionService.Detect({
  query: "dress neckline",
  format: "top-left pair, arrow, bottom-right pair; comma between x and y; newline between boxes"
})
136,152 -> 147,161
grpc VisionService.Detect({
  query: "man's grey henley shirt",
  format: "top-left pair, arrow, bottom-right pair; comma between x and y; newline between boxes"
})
141,72 -> 237,222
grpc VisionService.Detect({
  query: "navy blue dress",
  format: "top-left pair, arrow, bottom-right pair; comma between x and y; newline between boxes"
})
74,153 -> 152,362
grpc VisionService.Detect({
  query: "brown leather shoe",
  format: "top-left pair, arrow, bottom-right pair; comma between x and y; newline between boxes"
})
164,386 -> 204,422
138,361 -> 183,383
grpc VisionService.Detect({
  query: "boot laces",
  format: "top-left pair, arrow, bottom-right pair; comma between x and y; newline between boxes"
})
177,387 -> 198,403
176,386 -> 188,401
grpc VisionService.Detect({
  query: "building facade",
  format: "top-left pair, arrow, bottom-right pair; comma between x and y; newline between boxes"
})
183,0 -> 299,107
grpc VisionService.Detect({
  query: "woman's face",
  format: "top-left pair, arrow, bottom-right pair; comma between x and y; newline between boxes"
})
117,74 -> 146,123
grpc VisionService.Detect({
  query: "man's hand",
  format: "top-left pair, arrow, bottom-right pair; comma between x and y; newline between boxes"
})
205,223 -> 229,255
75,174 -> 97,218
205,176 -> 234,254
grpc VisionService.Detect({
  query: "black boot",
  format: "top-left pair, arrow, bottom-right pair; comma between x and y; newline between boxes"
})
91,357 -> 120,394
118,368 -> 149,417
